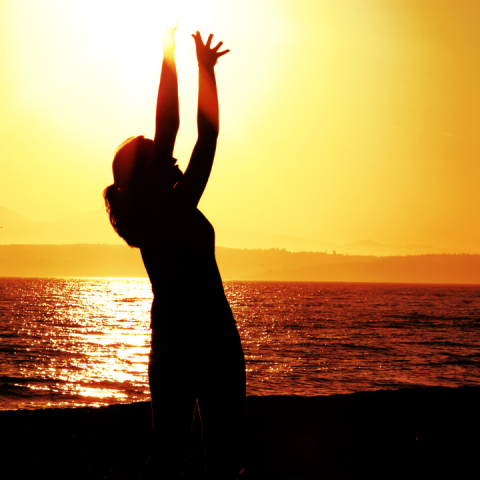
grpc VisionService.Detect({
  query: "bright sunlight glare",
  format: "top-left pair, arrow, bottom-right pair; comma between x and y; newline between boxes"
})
73,0 -> 222,60
10,0 -> 229,153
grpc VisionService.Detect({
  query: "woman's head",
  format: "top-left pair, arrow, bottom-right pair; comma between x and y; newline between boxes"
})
104,136 -> 153,247
112,135 -> 152,192
104,136 -> 184,247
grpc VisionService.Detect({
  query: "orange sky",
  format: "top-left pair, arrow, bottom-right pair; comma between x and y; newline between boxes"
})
1,0 -> 479,251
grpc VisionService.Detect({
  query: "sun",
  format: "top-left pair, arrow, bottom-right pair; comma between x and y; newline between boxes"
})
74,0 -> 221,55
71,0 -> 223,92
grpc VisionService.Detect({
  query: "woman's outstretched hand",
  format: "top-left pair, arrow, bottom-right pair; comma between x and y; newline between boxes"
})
192,32 -> 229,68
162,23 -> 178,53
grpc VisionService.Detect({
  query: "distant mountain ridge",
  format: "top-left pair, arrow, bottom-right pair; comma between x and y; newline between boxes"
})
1,244 -> 479,284
0,205 -> 474,255
336,239 -> 455,256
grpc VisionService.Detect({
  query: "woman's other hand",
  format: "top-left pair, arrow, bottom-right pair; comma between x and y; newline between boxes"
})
192,32 -> 229,68
162,23 -> 178,53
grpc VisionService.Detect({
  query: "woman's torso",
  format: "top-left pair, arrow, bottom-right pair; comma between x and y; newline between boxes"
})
140,204 -> 234,330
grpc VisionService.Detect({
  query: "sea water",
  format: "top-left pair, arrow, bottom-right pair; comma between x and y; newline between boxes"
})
1,278 -> 479,410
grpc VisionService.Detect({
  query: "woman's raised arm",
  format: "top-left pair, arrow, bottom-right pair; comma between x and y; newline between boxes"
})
180,32 -> 229,206
151,26 -> 180,163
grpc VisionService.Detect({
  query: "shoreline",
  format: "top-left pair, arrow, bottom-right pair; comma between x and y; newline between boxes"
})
2,386 -> 480,479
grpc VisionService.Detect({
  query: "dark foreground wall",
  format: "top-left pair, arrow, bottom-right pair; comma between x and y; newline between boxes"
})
2,386 -> 479,480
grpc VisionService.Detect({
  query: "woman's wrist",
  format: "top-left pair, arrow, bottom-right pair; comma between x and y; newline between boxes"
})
198,63 -> 216,75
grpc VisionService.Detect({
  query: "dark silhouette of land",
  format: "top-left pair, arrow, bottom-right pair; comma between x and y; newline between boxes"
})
2,386 -> 479,480
1,204 -> 475,256
1,244 -> 480,284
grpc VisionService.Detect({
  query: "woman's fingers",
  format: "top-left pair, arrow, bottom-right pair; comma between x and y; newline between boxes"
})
216,49 -> 230,58
192,32 -> 225,52
191,32 -> 229,65
206,33 -> 214,48
192,31 -> 202,44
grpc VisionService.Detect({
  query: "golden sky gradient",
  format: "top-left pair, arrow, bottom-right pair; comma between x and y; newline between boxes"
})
1,0 -> 479,250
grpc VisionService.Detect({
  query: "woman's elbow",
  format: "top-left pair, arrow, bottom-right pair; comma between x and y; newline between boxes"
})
198,124 -> 219,141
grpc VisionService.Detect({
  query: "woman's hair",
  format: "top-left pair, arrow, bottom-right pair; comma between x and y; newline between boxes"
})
104,136 -> 152,247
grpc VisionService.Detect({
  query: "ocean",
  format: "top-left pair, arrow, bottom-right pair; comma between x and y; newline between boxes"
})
0,278 -> 479,410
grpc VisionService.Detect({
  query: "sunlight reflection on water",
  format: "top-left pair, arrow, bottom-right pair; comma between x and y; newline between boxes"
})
0,278 -> 480,410
0,278 -> 152,409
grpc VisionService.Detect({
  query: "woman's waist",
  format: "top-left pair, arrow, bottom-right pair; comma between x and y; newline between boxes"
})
150,258 -> 225,294
144,252 -> 220,286
150,288 -> 235,329
151,290 -> 233,316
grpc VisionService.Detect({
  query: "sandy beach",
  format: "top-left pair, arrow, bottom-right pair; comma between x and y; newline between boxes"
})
2,386 -> 479,480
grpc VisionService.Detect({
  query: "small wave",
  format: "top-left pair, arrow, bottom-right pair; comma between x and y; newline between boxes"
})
0,375 -> 63,384
338,343 -> 389,351
443,352 -> 480,360
387,313 -> 436,320
435,358 -> 480,366
0,347 -> 21,354
305,376 -> 334,383
0,383 -> 35,398
388,313 -> 477,322
414,340 -> 474,348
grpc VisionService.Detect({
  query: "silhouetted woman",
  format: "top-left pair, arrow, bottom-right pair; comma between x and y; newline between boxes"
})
104,28 -> 245,479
